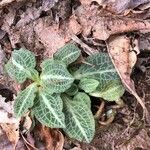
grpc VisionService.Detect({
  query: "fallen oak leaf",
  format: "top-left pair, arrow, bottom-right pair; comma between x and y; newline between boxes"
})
106,35 -> 150,123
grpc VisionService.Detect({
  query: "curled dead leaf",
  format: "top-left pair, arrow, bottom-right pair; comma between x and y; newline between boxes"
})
107,35 -> 150,123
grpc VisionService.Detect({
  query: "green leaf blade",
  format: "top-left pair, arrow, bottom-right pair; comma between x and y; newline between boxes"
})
73,92 -> 91,109
65,83 -> 78,96
74,53 -> 119,82
14,83 -> 38,117
62,95 -> 95,143
12,48 -> 36,69
5,60 -> 27,83
33,92 -> 65,128
79,78 -> 99,93
54,44 -> 81,66
40,59 -> 74,93
5,48 -> 36,83
90,80 -> 125,101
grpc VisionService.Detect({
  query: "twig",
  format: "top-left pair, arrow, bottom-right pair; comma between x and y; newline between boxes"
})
21,133 -> 38,150
70,33 -> 99,55
94,101 -> 105,120
99,115 -> 115,126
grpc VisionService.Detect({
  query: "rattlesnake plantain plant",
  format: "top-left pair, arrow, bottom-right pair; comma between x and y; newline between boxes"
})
5,44 -> 125,143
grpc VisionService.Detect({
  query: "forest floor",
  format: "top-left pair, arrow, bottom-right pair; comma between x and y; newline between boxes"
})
0,0 -> 150,150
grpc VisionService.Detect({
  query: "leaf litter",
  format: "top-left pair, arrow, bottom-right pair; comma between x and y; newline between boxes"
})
0,0 -> 150,149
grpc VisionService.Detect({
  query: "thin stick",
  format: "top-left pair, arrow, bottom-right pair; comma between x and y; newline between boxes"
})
94,101 -> 105,120
70,33 -> 99,55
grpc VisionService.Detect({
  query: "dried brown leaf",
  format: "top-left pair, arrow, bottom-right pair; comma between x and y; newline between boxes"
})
1,123 -> 19,148
0,95 -> 20,148
0,95 -> 19,124
92,17 -> 150,40
34,19 -> 70,57
0,0 -> 23,8
69,16 -> 82,35
42,0 -> 58,11
107,35 -> 150,123
0,127 -> 14,149
100,0 -> 150,14
80,0 -> 150,14
35,126 -> 64,150
119,129 -> 150,150
75,6 -> 150,40
80,0 -> 103,5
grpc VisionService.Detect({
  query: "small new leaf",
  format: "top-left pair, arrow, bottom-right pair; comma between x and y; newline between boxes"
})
40,59 -> 74,93
14,83 -> 38,117
79,78 -> 99,93
33,92 -> 65,128
5,48 -> 36,83
54,44 -> 81,66
90,80 -> 125,101
65,83 -> 78,96
62,94 -> 95,143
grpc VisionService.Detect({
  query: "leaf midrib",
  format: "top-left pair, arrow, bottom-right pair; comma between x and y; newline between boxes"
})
41,74 -> 74,80
61,51 -> 79,61
76,69 -> 116,79
16,84 -> 35,117
66,101 -> 89,143
41,93 -> 65,127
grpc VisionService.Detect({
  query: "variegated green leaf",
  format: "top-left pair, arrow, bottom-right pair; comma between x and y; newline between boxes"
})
62,94 -> 95,143
54,44 -> 81,66
40,59 -> 74,93
79,78 -> 99,93
74,53 -> 120,83
28,69 -> 40,82
73,92 -> 91,108
65,83 -> 78,96
33,91 -> 65,128
90,80 -> 125,101
5,48 -> 36,83
14,83 -> 38,117
5,60 -> 27,83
